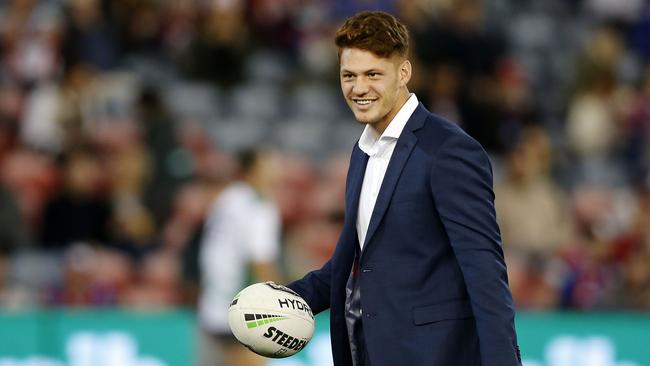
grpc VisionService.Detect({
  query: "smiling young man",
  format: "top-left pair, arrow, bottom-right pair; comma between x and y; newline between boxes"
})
340,46 -> 411,134
286,11 -> 522,366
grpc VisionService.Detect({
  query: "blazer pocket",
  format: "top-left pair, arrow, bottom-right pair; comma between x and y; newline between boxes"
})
412,299 -> 474,325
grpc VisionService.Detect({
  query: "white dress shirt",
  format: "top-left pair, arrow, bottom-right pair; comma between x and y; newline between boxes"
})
356,94 -> 419,249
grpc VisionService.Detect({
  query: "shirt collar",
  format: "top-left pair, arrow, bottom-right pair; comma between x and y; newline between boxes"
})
358,93 -> 419,155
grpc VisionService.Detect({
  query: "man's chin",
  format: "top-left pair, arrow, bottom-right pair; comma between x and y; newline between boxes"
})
353,113 -> 377,125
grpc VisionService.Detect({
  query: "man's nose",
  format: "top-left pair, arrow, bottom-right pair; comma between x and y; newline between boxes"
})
352,77 -> 369,95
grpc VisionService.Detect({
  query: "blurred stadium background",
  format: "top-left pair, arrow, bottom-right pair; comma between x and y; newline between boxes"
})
0,0 -> 648,365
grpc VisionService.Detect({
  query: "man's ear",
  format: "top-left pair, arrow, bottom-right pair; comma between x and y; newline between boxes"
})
399,59 -> 412,87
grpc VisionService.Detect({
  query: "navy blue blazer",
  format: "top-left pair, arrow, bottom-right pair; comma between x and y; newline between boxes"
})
288,104 -> 521,366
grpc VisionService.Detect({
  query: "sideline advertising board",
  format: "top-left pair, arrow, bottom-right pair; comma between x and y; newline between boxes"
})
0,310 -> 649,366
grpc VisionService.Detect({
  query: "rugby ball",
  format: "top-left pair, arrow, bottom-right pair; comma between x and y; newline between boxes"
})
228,282 -> 314,358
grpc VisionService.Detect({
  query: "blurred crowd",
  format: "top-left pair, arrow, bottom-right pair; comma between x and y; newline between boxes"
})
0,0 -> 648,313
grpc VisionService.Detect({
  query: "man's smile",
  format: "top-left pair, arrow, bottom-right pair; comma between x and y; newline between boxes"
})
352,98 -> 378,108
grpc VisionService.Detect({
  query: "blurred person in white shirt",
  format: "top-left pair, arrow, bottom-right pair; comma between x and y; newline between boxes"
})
198,147 -> 283,366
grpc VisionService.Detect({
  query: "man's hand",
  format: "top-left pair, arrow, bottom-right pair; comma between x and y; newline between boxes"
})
264,281 -> 301,297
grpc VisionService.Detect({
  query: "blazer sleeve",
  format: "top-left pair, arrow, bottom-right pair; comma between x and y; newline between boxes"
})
430,132 -> 521,366
286,259 -> 332,315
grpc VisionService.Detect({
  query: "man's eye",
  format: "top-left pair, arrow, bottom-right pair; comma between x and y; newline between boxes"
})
368,73 -> 379,78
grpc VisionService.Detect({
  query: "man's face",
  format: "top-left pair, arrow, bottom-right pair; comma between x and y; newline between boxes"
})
339,48 -> 410,133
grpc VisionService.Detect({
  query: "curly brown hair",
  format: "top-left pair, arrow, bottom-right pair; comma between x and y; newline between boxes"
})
335,11 -> 409,59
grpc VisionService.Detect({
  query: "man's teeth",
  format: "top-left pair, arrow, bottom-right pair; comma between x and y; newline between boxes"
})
355,99 -> 374,105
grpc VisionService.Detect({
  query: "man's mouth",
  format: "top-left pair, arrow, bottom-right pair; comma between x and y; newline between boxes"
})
353,98 -> 377,106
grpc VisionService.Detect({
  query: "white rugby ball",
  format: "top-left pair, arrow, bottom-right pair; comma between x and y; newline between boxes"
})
228,282 -> 314,358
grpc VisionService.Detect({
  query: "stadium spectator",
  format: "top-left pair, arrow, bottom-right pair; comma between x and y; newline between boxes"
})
0,0 -> 62,87
181,2 -> 248,89
62,0 -> 119,71
496,126 -> 570,254
496,126 -> 570,309
40,146 -> 111,249
413,0 -> 511,152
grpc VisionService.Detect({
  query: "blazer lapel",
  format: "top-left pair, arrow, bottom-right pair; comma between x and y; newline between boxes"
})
334,145 -> 368,283
361,103 -> 428,252
345,145 -> 369,226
